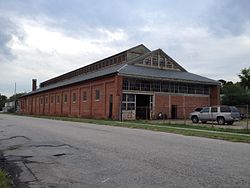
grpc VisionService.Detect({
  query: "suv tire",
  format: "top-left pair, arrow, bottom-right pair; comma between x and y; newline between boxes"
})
217,117 -> 225,125
191,116 -> 199,123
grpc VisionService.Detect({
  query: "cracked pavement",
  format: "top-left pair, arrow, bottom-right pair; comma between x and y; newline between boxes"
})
0,114 -> 250,187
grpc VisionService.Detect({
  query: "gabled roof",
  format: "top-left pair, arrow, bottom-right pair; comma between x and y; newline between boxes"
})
21,62 -> 219,97
127,49 -> 187,72
20,44 -> 220,98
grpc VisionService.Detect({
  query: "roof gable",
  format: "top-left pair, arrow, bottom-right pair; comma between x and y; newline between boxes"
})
126,44 -> 151,61
127,49 -> 187,72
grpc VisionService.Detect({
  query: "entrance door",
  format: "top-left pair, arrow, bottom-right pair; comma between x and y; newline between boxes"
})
136,94 -> 150,119
108,95 -> 113,119
171,105 -> 177,119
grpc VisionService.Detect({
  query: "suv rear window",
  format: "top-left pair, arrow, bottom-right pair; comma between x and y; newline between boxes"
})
229,106 -> 239,112
220,106 -> 230,112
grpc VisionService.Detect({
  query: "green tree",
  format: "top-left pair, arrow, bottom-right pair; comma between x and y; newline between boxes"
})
0,94 -> 7,110
221,82 -> 250,105
238,67 -> 250,90
7,92 -> 26,102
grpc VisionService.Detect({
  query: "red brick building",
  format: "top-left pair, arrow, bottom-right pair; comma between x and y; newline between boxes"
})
19,44 -> 220,120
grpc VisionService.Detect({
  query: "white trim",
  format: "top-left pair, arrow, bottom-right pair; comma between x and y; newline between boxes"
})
117,64 -> 128,72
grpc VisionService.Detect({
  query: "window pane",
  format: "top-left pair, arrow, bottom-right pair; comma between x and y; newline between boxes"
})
151,81 -> 161,92
162,82 -> 169,92
159,58 -> 165,67
127,94 -> 135,102
130,79 -> 140,90
201,107 -> 209,113
211,107 -> 217,113
144,58 -> 151,65
141,80 -> 150,91
166,62 -> 172,68
152,56 -> 158,66
123,79 -> 129,90
127,103 -> 135,110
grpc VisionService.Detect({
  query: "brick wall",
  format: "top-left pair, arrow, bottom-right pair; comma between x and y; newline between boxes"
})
154,93 -> 210,119
19,75 -> 123,120
210,85 -> 220,105
19,75 -> 220,120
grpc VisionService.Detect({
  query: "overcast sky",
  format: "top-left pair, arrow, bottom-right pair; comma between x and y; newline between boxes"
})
0,0 -> 250,96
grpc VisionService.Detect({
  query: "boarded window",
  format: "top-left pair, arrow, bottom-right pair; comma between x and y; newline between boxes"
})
72,93 -> 76,103
95,90 -> 100,100
57,95 -> 60,103
83,91 -> 87,101
64,94 -> 67,103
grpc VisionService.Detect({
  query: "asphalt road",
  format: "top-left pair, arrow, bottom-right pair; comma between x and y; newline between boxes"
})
0,114 -> 249,188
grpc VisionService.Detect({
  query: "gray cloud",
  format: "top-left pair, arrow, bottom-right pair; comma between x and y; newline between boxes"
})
0,16 -> 25,61
202,0 -> 250,36
0,17 -> 15,60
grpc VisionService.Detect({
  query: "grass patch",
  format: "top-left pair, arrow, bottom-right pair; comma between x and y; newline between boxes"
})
132,120 -> 250,134
0,169 -> 12,188
22,114 -> 250,143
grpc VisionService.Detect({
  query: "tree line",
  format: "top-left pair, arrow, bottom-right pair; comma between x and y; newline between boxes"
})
0,93 -> 26,111
219,67 -> 250,105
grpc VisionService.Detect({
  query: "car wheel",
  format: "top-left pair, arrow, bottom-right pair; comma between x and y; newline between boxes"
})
227,121 -> 234,125
191,116 -> 199,123
217,117 -> 225,125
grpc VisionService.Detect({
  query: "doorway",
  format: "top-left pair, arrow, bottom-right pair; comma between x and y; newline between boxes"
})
136,94 -> 150,119
108,95 -> 113,119
171,105 -> 177,119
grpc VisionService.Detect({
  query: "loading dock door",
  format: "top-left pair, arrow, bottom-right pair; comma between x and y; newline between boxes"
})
136,94 -> 150,119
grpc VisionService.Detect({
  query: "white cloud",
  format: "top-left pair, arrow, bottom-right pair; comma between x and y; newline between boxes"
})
135,21 -> 250,82
1,17 -> 129,96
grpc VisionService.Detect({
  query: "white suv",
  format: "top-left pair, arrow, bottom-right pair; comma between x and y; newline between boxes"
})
189,106 -> 241,125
